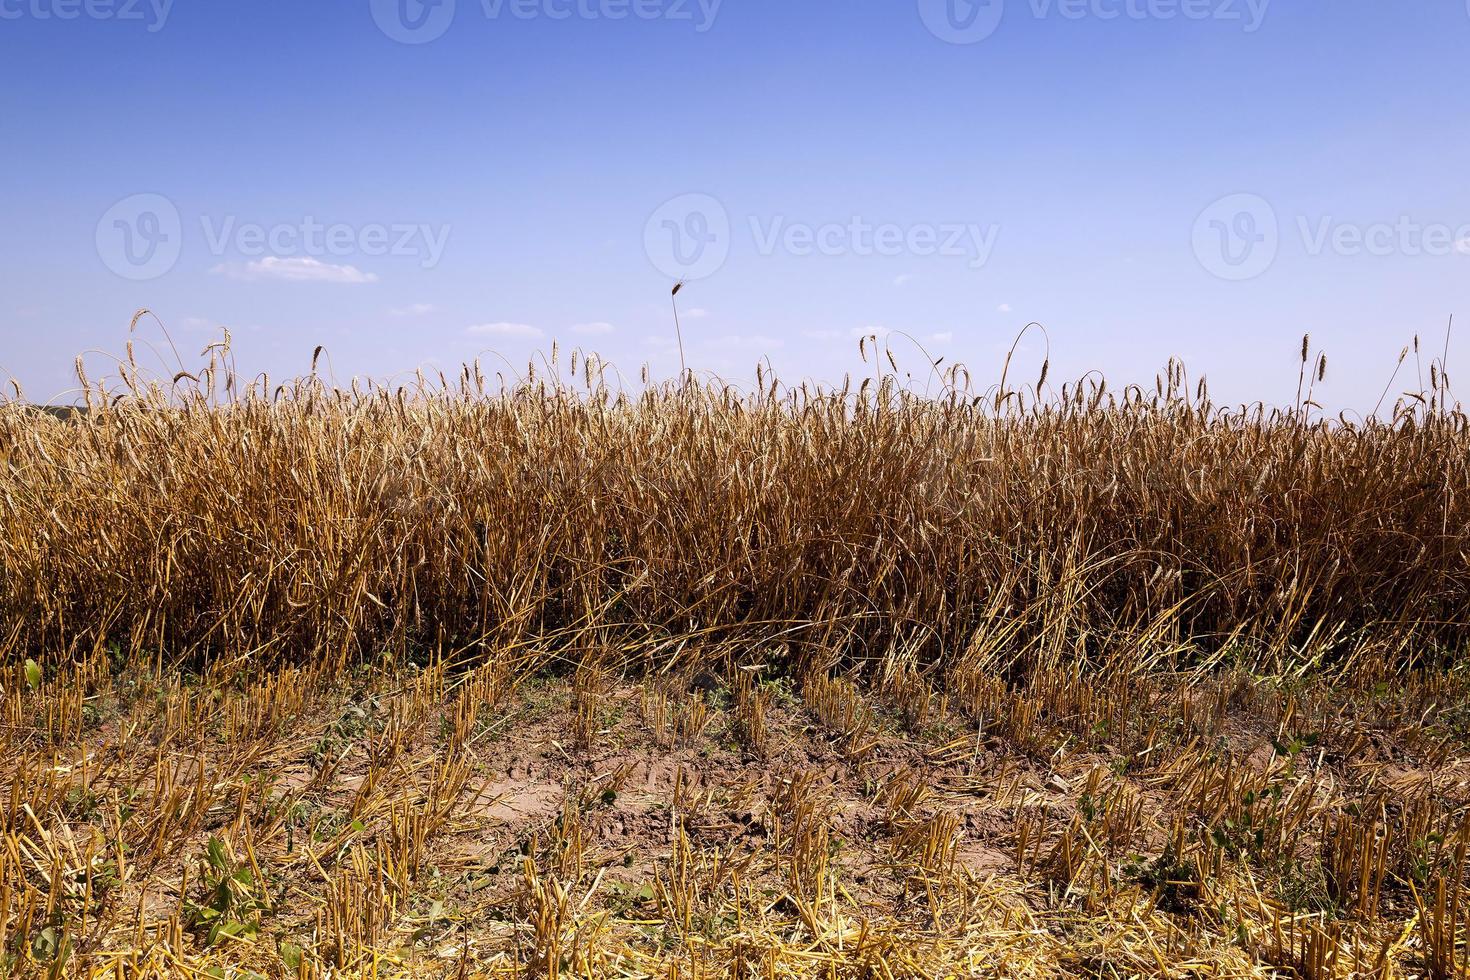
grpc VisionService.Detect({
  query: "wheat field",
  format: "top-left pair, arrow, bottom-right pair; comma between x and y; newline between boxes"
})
0,325 -> 1466,978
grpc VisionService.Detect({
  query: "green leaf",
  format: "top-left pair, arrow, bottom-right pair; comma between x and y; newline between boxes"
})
24,659 -> 41,691
279,943 -> 303,969
32,926 -> 59,960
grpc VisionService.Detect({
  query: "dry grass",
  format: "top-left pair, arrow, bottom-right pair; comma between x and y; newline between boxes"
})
0,322 -> 1467,977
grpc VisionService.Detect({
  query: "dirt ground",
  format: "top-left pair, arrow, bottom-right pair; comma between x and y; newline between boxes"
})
3,652 -> 1469,978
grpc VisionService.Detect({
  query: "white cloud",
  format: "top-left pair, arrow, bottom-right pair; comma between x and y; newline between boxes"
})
851,325 -> 892,339
709,334 -> 785,350
571,321 -> 615,336
997,303 -> 1012,313
894,274 -> 917,287
212,257 -> 378,284
683,307 -> 709,319
928,332 -> 954,344
465,322 -> 545,339
390,303 -> 438,317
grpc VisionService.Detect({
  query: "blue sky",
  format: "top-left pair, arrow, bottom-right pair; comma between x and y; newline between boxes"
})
2,0 -> 1468,411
